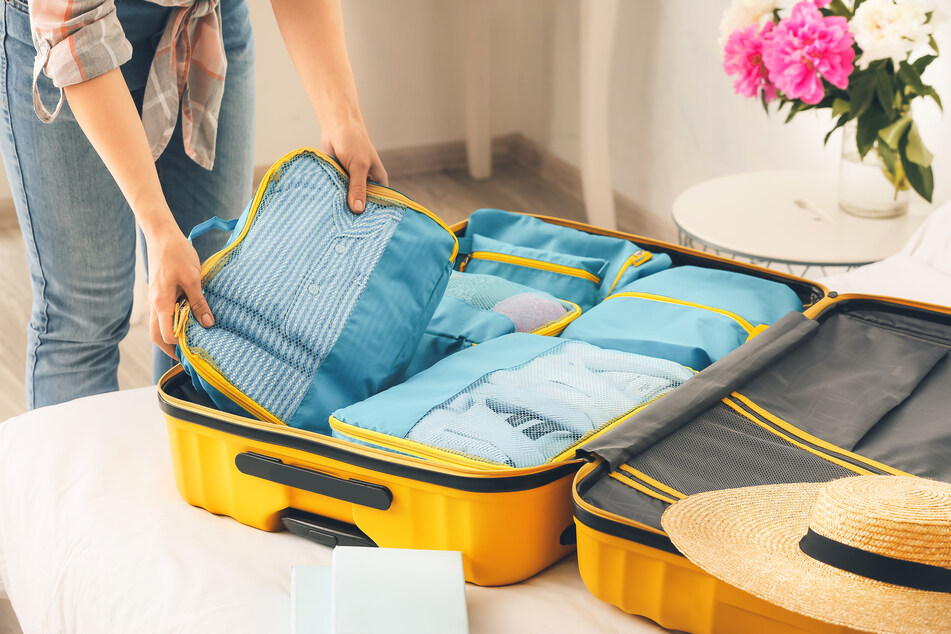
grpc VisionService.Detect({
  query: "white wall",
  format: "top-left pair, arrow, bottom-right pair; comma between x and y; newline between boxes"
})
2,1 -> 947,228
250,0 -> 551,166
526,0 -> 951,227
0,1 -> 540,198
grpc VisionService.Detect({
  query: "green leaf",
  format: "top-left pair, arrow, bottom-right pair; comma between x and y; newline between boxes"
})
874,72 -> 895,119
879,115 -> 912,149
900,147 -> 934,202
856,107 -> 891,158
929,34 -> 939,54
913,55 -> 937,75
785,101 -> 805,123
878,138 -> 899,176
898,61 -> 926,95
828,0 -> 851,17
824,114 -> 850,145
905,121 -> 934,167
761,91 -> 770,114
923,86 -> 943,111
849,74 -> 876,118
832,98 -> 850,118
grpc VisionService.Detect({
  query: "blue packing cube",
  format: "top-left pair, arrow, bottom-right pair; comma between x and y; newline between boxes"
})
403,271 -> 582,377
461,234 -> 608,310
331,333 -> 695,469
560,265 -> 803,370
174,148 -> 458,434
463,208 -> 672,303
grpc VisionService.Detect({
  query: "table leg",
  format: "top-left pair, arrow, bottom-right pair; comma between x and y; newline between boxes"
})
579,0 -> 618,229
465,1 -> 492,180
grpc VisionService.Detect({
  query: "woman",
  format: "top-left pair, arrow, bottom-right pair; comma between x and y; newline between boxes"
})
1,0 -> 387,409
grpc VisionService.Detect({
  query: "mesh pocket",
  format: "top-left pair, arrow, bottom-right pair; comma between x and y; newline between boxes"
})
403,340 -> 694,468
578,401 -> 858,531
625,402 -> 854,496
183,152 -> 403,422
444,272 -> 577,334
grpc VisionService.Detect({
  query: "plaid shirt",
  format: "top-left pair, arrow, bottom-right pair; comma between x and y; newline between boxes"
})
30,0 -> 227,170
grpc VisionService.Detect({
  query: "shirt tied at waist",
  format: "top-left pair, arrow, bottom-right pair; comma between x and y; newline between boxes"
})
31,0 -> 228,170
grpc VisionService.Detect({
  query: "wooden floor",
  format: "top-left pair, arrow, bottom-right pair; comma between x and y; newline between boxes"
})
0,163 -> 663,422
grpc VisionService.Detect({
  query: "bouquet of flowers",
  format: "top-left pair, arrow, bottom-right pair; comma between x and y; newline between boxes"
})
720,0 -> 944,202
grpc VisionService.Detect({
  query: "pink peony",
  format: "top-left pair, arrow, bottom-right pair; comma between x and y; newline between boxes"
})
723,22 -> 778,102
762,1 -> 855,104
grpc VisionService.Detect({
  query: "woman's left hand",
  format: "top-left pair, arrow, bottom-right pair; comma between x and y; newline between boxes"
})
321,120 -> 388,214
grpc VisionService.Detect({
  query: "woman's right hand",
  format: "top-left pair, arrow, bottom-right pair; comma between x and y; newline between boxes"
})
143,218 -> 215,359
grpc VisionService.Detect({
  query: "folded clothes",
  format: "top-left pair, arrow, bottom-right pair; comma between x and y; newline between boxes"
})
464,208 -> 673,302
403,272 -> 580,378
561,265 -> 804,370
332,334 -> 695,469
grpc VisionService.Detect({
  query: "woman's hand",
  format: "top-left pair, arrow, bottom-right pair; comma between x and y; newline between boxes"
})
143,218 -> 215,359
270,0 -> 387,213
322,119 -> 388,213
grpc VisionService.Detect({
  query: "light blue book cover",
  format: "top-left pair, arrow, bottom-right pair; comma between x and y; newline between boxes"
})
291,566 -> 332,634
331,547 -> 469,634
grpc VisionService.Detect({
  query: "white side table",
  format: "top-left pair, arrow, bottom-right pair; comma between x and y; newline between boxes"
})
672,170 -> 930,277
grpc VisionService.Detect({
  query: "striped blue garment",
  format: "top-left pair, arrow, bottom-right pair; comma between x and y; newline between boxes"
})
181,150 -> 456,432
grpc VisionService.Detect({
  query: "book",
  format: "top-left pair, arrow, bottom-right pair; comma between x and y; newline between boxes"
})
330,547 -> 469,634
291,566 -> 332,634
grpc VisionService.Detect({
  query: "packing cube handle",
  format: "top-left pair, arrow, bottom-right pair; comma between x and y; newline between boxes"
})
235,452 -> 393,511
187,216 -> 239,245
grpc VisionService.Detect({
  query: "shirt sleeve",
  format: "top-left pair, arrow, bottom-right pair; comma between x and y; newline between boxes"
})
28,0 -> 133,120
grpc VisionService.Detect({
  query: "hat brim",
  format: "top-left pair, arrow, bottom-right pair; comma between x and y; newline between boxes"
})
661,482 -> 951,634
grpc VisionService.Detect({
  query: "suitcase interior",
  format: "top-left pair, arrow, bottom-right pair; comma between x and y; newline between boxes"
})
571,294 -> 951,632
158,213 -> 827,587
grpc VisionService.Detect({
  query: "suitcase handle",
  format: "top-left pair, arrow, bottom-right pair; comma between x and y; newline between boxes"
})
235,452 -> 393,511
282,510 -> 377,548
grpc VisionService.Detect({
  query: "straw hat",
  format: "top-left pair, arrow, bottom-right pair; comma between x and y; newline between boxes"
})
661,476 -> 951,634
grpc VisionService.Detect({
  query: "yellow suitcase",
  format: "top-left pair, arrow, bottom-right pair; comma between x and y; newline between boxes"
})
158,212 -> 825,587
572,294 -> 951,631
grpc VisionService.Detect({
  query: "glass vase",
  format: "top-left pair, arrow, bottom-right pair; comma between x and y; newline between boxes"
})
838,120 -> 909,218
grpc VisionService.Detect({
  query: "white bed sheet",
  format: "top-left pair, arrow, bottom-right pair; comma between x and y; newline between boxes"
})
819,199 -> 951,307
0,388 -> 663,634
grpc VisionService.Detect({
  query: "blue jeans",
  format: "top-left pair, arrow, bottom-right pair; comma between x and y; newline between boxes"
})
0,0 -> 255,409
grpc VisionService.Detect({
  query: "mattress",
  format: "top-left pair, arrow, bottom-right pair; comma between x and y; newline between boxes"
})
0,388 -> 663,634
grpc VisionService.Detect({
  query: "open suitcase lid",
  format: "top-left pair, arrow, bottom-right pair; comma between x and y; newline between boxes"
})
572,294 -> 951,549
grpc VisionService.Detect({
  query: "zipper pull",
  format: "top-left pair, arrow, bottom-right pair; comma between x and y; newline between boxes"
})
631,250 -> 653,267
458,252 -> 472,272
172,298 -> 190,338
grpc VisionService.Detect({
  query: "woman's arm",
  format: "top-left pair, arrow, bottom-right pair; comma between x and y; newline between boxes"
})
63,69 -> 215,358
270,0 -> 387,212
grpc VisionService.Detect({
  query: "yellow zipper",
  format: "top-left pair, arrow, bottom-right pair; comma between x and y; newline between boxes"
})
200,148 -> 458,281
176,147 -> 459,421
328,416 -> 511,471
721,396 -> 875,475
608,472 -> 679,505
617,465 -> 686,500
728,393 -> 913,476
607,250 -> 654,295
606,291 -> 756,334
532,300 -> 582,336
466,252 -> 602,284
175,303 -> 286,425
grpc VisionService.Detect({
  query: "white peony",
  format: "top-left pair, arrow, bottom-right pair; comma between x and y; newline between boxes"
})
851,0 -> 941,69
718,0 -> 779,47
